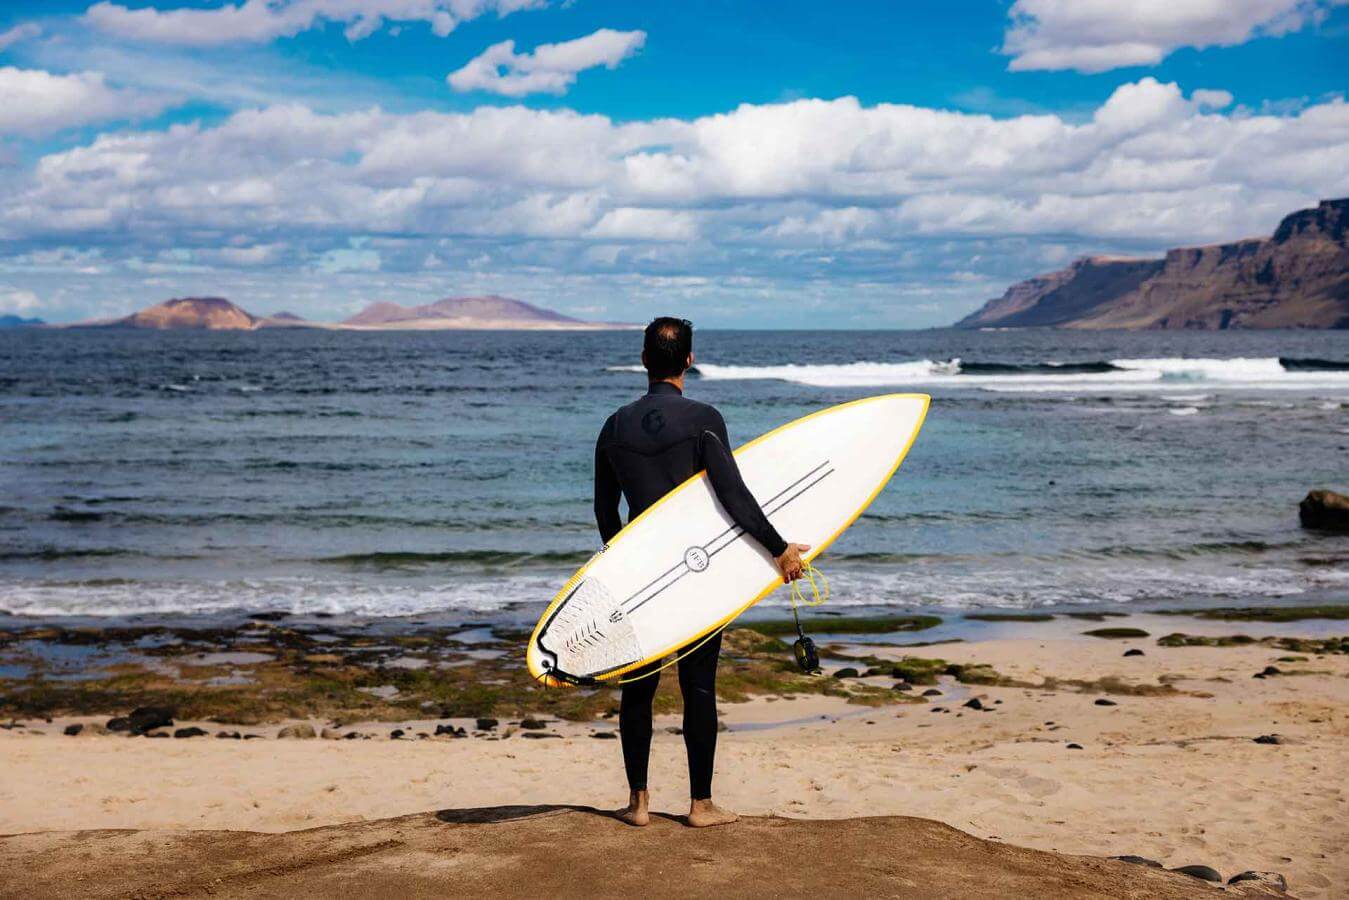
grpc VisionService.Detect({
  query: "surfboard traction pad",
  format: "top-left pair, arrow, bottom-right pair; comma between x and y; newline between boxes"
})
538,578 -> 644,682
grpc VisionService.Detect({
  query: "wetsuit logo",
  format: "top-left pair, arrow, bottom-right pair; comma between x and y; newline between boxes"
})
640,408 -> 665,435
684,546 -> 709,572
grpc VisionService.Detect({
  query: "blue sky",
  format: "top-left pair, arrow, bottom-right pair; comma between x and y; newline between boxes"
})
1,0 -> 1347,327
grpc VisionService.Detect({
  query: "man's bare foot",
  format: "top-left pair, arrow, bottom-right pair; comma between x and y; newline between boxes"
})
613,790 -> 650,827
687,798 -> 738,828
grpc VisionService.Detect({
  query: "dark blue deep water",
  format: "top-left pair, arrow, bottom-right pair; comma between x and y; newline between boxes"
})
1,327 -> 1346,622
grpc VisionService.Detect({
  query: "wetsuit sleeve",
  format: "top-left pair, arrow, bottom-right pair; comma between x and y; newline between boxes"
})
700,410 -> 788,558
594,416 -> 623,545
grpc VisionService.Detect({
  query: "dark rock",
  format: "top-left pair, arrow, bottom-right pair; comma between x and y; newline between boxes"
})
1299,489 -> 1349,531
434,724 -> 466,738
930,707 -> 944,713
665,726 -> 684,735
833,667 -> 860,679
105,717 -> 131,732
892,682 -> 913,692
63,724 -> 83,736
216,731 -> 242,739
1252,672 -> 1267,679
921,688 -> 942,697
1111,855 -> 1163,868
247,611 -> 290,621
475,717 -> 499,731
520,718 -> 548,730
1066,743 -> 1083,750
1259,665 -> 1282,676
1228,871 -> 1287,891
1253,734 -> 1285,745
127,706 -> 175,735
390,729 -> 405,739
522,732 -> 561,739
173,727 -> 207,739
591,731 -> 618,740
963,698 -> 984,710
144,731 -> 169,738
1171,864 -> 1222,883
343,732 -> 360,740
1123,649 -> 1144,657
243,734 -> 264,739
862,667 -> 889,677
1094,698 -> 1117,706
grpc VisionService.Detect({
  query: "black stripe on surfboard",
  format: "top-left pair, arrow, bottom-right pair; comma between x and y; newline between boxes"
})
621,463 -> 835,617
620,460 -> 830,614
618,460 -> 833,609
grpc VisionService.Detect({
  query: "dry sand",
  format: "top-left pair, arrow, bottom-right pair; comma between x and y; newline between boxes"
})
2,628 -> 1345,897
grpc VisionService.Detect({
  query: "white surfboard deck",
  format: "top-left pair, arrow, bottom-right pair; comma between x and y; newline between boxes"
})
526,393 -> 930,686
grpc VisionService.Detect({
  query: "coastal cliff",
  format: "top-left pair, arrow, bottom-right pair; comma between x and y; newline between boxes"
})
957,198 -> 1349,330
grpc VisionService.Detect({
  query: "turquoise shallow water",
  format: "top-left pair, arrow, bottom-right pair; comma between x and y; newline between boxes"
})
1,327 -> 1346,622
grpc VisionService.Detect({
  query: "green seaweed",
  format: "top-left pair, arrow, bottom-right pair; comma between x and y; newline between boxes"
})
1151,604 -> 1349,622
1083,627 -> 1150,639
748,615 -> 941,636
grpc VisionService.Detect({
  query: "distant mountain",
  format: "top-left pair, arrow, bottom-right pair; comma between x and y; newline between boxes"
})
0,314 -> 44,328
94,297 -> 261,330
267,311 -> 305,321
957,198 -> 1349,330
342,295 -> 627,330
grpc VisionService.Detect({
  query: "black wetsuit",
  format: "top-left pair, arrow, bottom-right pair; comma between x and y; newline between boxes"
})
593,381 -> 786,800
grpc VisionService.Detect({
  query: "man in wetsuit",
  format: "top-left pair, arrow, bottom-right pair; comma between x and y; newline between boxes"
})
593,317 -> 810,828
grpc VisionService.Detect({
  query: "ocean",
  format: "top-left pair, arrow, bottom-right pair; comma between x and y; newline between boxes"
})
2,327 -> 1346,625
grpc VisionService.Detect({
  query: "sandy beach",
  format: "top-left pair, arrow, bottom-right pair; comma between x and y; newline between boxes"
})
2,613 -> 1344,897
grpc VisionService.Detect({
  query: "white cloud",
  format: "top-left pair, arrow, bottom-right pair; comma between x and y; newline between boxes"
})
3,79 -> 1347,322
84,0 -> 546,46
0,67 -> 175,137
1003,0 -> 1349,72
0,23 -> 42,52
448,28 -> 646,96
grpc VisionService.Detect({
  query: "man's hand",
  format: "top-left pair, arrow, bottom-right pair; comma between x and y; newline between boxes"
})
774,543 -> 811,583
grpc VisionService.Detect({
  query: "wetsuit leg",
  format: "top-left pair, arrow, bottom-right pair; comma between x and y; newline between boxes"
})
677,630 -> 723,800
619,662 -> 661,792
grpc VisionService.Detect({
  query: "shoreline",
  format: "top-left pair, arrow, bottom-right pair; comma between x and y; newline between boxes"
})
1,608 -> 1345,896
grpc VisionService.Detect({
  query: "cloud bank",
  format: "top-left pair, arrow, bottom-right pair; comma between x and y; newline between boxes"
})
1003,0 -> 1349,72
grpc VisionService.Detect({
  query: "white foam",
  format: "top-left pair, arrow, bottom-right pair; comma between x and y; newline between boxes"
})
628,357 -> 1349,394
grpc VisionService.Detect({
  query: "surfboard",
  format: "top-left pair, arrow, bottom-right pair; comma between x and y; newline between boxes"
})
526,393 -> 930,687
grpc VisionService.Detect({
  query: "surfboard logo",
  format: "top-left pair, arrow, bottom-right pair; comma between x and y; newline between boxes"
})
683,545 -> 710,572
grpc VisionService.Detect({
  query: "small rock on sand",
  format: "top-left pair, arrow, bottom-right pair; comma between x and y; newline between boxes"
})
1094,698 -> 1117,706
63,724 -> 83,736
476,718 -> 499,731
216,731 -> 242,739
893,682 -> 912,691
520,718 -> 547,730
962,698 -> 983,710
1170,864 -> 1222,883
833,667 -> 860,679
1112,856 -> 1163,868
1066,743 -> 1083,750
1253,734 -> 1285,745
522,732 -> 561,739
1228,871 -> 1287,891
1123,649 -> 1144,657
390,729 -> 405,739
127,706 -> 175,736
434,724 -> 466,738
173,727 -> 208,739
591,731 -> 617,739
922,688 -> 941,697
276,723 -> 317,740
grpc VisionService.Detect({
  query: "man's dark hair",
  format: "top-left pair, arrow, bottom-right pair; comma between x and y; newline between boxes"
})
643,317 -> 693,380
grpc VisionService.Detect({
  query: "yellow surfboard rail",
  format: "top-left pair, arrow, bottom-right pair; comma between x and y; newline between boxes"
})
526,392 -> 931,686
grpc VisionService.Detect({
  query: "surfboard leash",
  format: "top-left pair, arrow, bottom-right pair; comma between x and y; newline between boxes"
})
788,563 -> 827,674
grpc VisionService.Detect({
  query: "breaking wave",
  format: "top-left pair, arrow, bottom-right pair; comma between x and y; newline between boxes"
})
614,357 -> 1349,392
